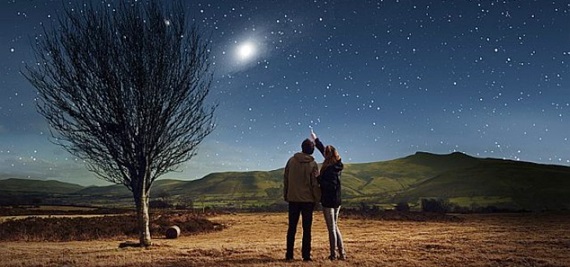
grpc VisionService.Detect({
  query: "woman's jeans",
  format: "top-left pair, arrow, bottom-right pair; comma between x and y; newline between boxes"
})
322,206 -> 346,258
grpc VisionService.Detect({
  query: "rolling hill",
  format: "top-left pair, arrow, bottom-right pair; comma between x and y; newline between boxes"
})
0,178 -> 84,194
1,151 -> 570,211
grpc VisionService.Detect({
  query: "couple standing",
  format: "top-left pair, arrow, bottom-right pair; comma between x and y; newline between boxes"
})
283,129 -> 346,261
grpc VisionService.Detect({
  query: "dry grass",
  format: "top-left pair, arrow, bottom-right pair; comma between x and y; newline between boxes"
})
1,212 -> 569,267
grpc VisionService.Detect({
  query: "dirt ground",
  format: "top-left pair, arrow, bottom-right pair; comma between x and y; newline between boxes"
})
1,212 -> 569,267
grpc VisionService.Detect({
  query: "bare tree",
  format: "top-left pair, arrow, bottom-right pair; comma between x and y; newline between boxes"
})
23,0 -> 216,246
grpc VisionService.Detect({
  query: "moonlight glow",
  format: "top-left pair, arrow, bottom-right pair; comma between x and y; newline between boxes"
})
236,41 -> 256,62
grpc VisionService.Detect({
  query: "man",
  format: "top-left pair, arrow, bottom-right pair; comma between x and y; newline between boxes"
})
283,138 -> 321,261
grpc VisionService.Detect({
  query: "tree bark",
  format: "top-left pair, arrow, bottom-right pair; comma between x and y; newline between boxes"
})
134,188 -> 152,247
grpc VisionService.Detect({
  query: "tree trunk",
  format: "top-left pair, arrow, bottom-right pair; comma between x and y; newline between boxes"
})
134,188 -> 152,247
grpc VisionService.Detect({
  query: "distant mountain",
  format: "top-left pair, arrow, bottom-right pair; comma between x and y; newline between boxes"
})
338,151 -> 480,198
2,152 -> 570,210
0,178 -> 84,194
400,156 -> 570,210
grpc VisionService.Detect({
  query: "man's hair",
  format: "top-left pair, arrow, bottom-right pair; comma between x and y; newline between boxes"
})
301,139 -> 315,155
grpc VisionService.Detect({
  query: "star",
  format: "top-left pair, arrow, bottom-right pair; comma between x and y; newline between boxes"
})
0,0 -> 568,186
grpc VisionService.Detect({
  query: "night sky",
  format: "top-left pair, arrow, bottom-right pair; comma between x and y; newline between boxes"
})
1,1 -> 569,186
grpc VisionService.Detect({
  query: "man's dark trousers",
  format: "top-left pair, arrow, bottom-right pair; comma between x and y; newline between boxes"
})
286,202 -> 315,260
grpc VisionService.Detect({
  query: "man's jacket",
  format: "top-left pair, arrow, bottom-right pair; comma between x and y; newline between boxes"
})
284,153 -> 321,203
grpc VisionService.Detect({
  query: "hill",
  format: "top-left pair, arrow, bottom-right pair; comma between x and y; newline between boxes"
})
2,152 -> 570,211
0,178 -> 84,194
401,157 -> 570,210
0,178 -> 88,207
338,152 -> 480,201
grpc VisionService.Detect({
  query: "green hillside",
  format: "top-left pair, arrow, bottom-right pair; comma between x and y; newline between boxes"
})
0,178 -> 84,194
75,179 -> 189,197
77,184 -> 129,197
2,152 -> 570,211
0,178 -> 88,206
338,152 -> 480,202
179,171 -> 279,195
168,171 -> 284,206
400,158 -> 570,210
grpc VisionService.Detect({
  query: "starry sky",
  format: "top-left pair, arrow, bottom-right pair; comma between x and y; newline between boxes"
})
1,0 -> 569,186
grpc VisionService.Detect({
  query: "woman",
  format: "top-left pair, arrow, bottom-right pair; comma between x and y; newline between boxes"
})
312,131 -> 346,260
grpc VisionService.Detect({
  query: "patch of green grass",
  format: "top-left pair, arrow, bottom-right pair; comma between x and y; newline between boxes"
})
5,152 -> 570,212
449,196 -> 514,207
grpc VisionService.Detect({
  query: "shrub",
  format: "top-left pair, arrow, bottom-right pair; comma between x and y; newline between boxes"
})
395,201 -> 410,212
0,212 -> 223,241
150,200 -> 173,209
421,198 -> 451,213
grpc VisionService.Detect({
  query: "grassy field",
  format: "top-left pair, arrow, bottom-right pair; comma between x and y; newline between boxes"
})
1,212 -> 569,267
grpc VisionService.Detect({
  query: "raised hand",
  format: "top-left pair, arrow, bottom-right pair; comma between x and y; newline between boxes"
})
310,128 -> 317,142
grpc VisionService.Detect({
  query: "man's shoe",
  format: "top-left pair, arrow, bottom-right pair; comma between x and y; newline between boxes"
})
303,258 -> 313,262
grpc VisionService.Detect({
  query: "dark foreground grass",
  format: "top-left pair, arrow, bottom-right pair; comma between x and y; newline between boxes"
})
0,212 -> 223,241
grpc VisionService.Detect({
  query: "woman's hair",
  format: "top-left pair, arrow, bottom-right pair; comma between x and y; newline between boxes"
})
320,145 -> 341,176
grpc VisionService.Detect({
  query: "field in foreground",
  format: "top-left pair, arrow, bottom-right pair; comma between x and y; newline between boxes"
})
1,212 -> 569,267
